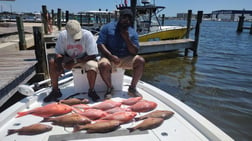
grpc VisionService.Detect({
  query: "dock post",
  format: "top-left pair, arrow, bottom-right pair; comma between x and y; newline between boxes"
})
33,26 -> 49,81
250,23 -> 252,34
66,10 -> 69,23
57,8 -> 62,30
236,12 -> 245,32
185,10 -> 192,56
193,11 -> 203,57
16,16 -> 27,50
161,14 -> 165,26
131,0 -> 137,28
51,9 -> 55,25
79,13 -> 83,26
42,5 -> 49,34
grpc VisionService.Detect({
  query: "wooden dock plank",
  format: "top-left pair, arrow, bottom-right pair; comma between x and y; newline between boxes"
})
0,49 -> 37,107
139,39 -> 195,54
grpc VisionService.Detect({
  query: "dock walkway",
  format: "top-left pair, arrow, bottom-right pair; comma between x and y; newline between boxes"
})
0,49 -> 37,107
0,22 -> 41,107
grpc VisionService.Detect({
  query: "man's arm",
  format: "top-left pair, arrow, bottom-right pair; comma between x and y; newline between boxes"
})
98,44 -> 120,64
120,28 -> 138,55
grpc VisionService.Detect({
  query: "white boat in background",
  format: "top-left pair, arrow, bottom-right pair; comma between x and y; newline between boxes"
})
0,68 -> 234,141
135,4 -> 188,42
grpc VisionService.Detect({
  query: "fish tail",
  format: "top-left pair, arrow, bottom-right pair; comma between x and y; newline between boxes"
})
127,127 -> 135,133
16,111 -> 29,118
134,117 -> 141,121
40,117 -> 50,122
7,129 -> 17,136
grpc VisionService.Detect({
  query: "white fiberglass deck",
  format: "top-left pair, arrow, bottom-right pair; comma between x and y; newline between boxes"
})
0,75 -> 233,141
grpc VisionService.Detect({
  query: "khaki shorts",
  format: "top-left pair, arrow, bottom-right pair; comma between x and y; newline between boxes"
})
98,55 -> 139,71
73,60 -> 98,72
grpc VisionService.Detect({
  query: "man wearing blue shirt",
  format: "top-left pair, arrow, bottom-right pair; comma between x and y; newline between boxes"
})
97,9 -> 145,99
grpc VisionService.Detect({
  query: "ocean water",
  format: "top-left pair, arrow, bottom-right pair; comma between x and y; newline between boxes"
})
140,20 -> 252,141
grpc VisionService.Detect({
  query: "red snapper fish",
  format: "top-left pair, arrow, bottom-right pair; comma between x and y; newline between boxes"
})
41,113 -> 91,127
100,111 -> 137,123
135,110 -> 174,121
7,123 -> 52,136
127,117 -> 164,132
105,107 -> 131,114
72,104 -> 91,110
91,100 -> 122,111
16,103 -> 73,118
121,97 -> 143,105
75,109 -> 108,120
129,100 -> 157,112
73,120 -> 121,133
59,98 -> 89,106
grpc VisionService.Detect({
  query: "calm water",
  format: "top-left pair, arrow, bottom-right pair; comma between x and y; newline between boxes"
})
139,20 -> 252,141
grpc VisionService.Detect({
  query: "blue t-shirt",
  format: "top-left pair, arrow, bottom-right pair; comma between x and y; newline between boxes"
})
96,21 -> 139,57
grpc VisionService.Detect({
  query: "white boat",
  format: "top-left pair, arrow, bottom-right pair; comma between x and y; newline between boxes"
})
0,68 -> 233,141
135,4 -> 188,42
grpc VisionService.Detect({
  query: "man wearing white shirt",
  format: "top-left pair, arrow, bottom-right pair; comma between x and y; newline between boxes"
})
44,20 -> 100,102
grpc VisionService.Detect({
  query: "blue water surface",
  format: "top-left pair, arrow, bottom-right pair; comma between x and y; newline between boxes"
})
141,20 -> 252,141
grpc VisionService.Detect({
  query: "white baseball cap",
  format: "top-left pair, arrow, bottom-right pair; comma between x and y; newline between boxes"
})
66,20 -> 82,40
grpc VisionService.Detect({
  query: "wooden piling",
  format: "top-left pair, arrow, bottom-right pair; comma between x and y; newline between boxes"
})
250,23 -> 252,34
161,14 -> 165,26
16,16 -> 27,50
193,11 -> 203,57
42,5 -> 49,34
57,8 -> 62,30
131,0 -> 137,28
51,9 -> 55,25
33,26 -> 49,81
237,13 -> 245,32
185,10 -> 192,56
65,10 -> 69,23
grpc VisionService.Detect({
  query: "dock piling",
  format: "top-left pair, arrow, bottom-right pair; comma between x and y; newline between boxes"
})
42,5 -> 49,35
237,13 -> 245,33
193,11 -> 203,57
33,26 -> 49,81
57,8 -> 62,30
185,10 -> 192,56
16,16 -> 27,50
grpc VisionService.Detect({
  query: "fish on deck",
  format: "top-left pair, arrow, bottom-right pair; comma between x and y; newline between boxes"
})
135,110 -> 174,121
127,117 -> 164,132
7,123 -> 52,136
41,113 -> 91,127
73,120 -> 121,133
16,102 -> 73,118
129,100 -> 157,112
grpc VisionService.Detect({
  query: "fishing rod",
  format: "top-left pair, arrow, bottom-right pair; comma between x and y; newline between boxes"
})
18,71 -> 73,96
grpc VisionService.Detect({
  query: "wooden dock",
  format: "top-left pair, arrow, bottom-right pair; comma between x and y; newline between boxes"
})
0,49 -> 37,107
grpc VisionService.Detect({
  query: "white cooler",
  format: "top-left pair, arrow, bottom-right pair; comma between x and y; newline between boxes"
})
72,68 -> 125,93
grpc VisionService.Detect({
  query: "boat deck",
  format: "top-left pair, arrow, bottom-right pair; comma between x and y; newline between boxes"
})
0,76 -> 233,141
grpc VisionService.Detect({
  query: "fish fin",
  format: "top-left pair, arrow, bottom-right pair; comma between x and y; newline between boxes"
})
127,127 -> 135,133
40,117 -> 50,122
7,129 -> 17,136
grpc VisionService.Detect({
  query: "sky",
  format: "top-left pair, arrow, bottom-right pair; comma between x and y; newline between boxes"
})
0,0 -> 251,16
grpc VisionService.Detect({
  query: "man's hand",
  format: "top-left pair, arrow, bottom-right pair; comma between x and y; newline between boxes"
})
120,29 -> 130,41
109,55 -> 120,65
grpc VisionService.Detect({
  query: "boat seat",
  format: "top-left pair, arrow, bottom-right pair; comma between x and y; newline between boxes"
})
72,68 -> 125,93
